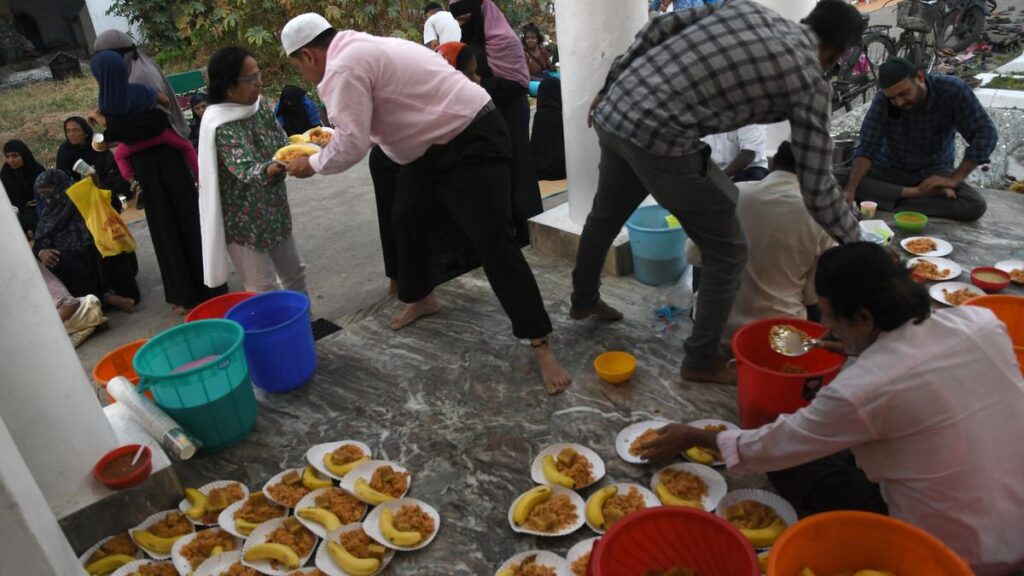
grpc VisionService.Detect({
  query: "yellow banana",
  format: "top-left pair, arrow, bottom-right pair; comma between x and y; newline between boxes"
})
799,569 -> 817,576
273,143 -> 320,163
211,545 -> 224,556
84,553 -> 136,575
496,570 -> 516,576
326,540 -> 381,576
655,483 -> 703,509
739,517 -> 787,548
183,487 -> 207,519
324,454 -> 369,477
854,571 -> 896,576
354,478 -> 394,505
585,485 -> 618,529
512,485 -> 552,525
379,508 -> 422,547
685,446 -> 716,465
288,134 -> 310,144
541,454 -> 576,489
132,529 -> 187,554
302,465 -> 333,490
243,542 -> 300,570
297,507 -> 342,532
234,518 -> 262,536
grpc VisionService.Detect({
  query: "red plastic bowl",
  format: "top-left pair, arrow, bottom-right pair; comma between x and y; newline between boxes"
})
93,444 -> 152,490
590,506 -> 760,576
971,267 -> 1011,292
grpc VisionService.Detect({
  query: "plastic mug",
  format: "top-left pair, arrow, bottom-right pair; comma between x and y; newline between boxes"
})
72,158 -> 95,177
859,201 -> 877,219
92,133 -> 107,152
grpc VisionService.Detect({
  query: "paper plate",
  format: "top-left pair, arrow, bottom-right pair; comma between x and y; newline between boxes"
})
193,550 -> 242,576
715,488 -> 799,550
263,468 -> 312,508
363,498 -> 441,551
495,550 -> 571,576
178,480 -> 250,526
650,463 -> 728,512
339,460 -> 411,505
314,523 -> 395,576
900,236 -> 953,257
995,260 -> 1024,283
507,485 -> 586,537
683,419 -> 740,466
130,509 -> 196,560
906,257 -> 962,282
566,537 -> 600,573
110,559 -> 161,576
529,443 -> 606,490
273,143 -> 321,163
241,516 -> 320,576
78,532 -> 146,567
584,483 -> 661,535
303,126 -> 335,145
615,420 -> 672,464
217,494 -> 288,540
170,528 -> 242,575
306,441 -> 373,482
294,487 -> 368,538
929,281 -> 984,306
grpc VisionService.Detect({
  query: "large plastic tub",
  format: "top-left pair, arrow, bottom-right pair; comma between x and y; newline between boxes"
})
133,319 -> 256,452
965,294 -> 1024,375
626,205 -> 687,286
185,291 -> 256,323
732,318 -> 846,428
226,290 -> 316,393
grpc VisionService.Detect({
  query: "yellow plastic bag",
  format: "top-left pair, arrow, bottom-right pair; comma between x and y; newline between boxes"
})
65,178 -> 136,257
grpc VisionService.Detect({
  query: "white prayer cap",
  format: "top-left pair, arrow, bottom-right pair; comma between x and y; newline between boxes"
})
281,13 -> 333,56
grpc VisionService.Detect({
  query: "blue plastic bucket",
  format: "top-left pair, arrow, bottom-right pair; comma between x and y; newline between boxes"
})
225,290 -> 316,393
626,205 -> 688,286
133,320 -> 257,452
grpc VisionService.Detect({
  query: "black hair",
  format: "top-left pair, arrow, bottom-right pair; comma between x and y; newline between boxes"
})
455,43 -> 477,73
802,0 -> 866,53
815,242 -> 931,332
288,27 -> 338,59
207,47 -> 255,104
424,2 -> 443,14
522,23 -> 545,45
772,141 -> 796,173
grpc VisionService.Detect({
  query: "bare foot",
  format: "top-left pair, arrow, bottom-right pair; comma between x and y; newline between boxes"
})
387,278 -> 398,296
58,300 -> 81,322
533,339 -> 572,395
569,298 -> 623,321
172,305 -> 187,316
932,187 -> 957,199
680,355 -> 736,385
107,294 -> 135,313
389,293 -> 441,330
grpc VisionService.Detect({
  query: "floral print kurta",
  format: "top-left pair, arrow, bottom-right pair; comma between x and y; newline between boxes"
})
216,99 -> 292,251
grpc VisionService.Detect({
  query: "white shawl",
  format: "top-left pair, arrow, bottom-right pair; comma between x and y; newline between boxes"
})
197,96 -> 261,288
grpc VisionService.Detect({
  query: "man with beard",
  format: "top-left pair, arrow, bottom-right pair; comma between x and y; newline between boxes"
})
842,57 -> 996,221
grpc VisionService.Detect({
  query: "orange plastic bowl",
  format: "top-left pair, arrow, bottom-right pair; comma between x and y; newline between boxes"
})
92,339 -> 152,403
970,267 -> 1011,292
93,444 -> 152,491
594,351 -> 637,384
768,511 -> 972,576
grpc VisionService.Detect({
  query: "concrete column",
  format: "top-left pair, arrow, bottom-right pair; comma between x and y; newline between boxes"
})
554,0 -> 647,224
82,0 -> 137,47
0,189 -> 119,519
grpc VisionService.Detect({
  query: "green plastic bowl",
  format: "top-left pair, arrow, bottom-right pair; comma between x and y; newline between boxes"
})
894,211 -> 928,233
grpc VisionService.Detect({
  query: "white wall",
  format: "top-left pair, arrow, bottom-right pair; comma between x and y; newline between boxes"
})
82,0 -> 135,48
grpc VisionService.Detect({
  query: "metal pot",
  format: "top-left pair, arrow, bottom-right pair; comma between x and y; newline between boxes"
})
833,133 -> 859,169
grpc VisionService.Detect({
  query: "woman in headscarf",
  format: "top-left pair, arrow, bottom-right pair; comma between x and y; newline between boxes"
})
55,116 -> 130,207
92,30 -> 189,139
188,93 -> 208,149
2,139 -> 43,235
33,169 -> 136,312
197,47 -> 306,294
530,77 -> 565,180
274,85 -> 323,136
449,0 -> 541,247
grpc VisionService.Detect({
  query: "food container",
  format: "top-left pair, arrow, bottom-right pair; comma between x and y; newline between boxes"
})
92,133 -> 107,152
970,267 -> 1011,292
93,444 -> 153,490
593,351 -> 636,384
894,211 -> 928,233
858,201 -> 877,219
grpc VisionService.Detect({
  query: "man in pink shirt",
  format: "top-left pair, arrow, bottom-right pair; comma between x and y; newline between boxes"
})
642,242 -> 1024,575
280,13 -> 571,394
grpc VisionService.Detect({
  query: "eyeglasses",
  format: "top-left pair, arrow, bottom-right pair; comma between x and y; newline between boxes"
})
237,71 -> 262,84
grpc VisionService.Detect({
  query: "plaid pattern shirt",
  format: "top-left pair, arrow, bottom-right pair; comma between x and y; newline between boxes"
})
854,74 -> 997,180
593,0 -> 860,243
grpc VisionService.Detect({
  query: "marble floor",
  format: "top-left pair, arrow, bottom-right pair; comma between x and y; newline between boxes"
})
70,188 -> 1024,574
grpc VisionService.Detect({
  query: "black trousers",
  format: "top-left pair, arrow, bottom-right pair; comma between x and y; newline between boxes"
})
391,107 -> 552,340
767,450 -> 888,516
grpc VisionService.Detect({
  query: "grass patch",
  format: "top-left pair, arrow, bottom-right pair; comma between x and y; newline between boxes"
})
984,74 -> 1024,90
0,76 -> 98,166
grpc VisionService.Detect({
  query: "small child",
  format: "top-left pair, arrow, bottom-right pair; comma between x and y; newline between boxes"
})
89,50 -> 198,181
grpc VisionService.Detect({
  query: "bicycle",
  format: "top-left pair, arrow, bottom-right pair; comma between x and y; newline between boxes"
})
890,0 -> 945,72
831,16 -> 896,112
937,0 -> 997,53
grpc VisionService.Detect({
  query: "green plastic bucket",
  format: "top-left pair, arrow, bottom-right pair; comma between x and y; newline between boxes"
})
133,319 -> 257,452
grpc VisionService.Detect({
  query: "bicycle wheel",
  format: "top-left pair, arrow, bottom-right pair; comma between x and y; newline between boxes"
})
939,6 -> 985,52
847,33 -> 894,107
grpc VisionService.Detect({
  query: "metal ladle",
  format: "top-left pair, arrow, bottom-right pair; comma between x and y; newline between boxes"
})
769,324 -> 835,357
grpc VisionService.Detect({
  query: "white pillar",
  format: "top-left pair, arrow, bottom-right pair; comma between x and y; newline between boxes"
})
82,0 -> 138,47
555,0 -> 647,224
0,192 -> 119,519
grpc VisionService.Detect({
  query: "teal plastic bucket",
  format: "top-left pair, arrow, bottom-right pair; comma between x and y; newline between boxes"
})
133,320 -> 257,452
626,205 -> 688,285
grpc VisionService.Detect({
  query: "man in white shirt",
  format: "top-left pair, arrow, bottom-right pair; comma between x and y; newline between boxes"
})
702,123 -> 768,182
422,2 -> 461,49
686,142 -> 835,347
641,242 -> 1024,576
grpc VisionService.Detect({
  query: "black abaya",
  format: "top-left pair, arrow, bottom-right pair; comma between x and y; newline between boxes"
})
530,77 -> 566,180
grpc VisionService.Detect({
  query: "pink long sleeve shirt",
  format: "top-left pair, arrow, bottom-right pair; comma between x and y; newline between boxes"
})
309,31 -> 492,174
718,306 -> 1024,575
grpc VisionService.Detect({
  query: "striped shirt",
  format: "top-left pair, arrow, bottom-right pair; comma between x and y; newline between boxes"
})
594,0 -> 860,244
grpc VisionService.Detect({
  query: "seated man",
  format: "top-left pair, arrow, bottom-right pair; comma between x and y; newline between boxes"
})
686,142 -> 834,346
702,124 -> 769,182
641,242 -> 1024,576
842,57 -> 996,221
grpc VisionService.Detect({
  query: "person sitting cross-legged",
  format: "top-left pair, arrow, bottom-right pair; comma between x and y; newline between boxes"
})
841,57 -> 996,221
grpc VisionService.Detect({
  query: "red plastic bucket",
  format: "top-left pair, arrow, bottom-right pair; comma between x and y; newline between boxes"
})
590,507 -> 759,576
92,339 -> 152,402
732,318 -> 846,428
185,291 -> 256,323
